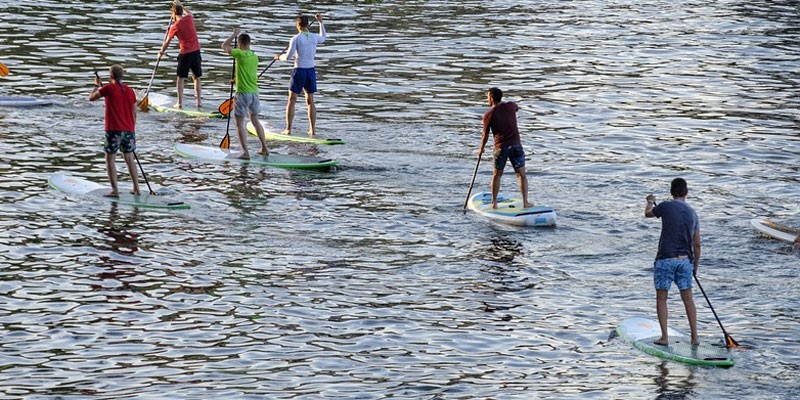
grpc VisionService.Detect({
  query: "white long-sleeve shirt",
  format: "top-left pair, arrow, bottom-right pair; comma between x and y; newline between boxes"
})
279,23 -> 327,69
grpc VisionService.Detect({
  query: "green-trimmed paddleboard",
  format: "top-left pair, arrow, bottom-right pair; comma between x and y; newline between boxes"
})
750,218 -> 797,244
246,120 -> 344,145
48,173 -> 190,210
174,143 -> 337,170
617,317 -> 734,367
147,93 -> 224,118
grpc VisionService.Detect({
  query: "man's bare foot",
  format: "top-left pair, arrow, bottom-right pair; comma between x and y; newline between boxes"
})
280,129 -> 291,135
491,203 -> 498,209
236,152 -> 250,160
173,102 -> 182,109
653,338 -> 669,346
130,190 -> 140,195
196,101 -> 202,108
104,191 -> 119,198
257,148 -> 269,156
523,202 -> 534,208
307,130 -> 316,137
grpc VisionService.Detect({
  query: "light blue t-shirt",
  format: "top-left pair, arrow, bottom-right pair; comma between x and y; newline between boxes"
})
652,199 -> 699,261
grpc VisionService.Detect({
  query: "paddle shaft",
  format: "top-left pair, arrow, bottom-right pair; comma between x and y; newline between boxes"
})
220,35 -> 237,149
258,20 -> 316,79
693,273 -> 739,348
463,154 -> 482,212
133,152 -> 155,195
142,18 -> 174,100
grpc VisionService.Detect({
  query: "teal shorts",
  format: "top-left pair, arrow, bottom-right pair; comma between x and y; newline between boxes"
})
654,258 -> 693,291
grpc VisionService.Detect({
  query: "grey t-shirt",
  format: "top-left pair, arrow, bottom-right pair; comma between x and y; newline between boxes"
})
652,199 -> 699,261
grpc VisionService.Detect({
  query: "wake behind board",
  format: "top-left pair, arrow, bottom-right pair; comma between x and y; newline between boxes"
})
246,121 -> 344,145
174,143 -> 338,170
467,192 -> 557,226
48,173 -> 190,210
0,96 -> 52,107
750,218 -> 797,244
617,317 -> 734,368
146,93 -> 224,118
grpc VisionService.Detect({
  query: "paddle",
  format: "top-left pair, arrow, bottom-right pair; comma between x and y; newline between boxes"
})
0,62 -> 8,77
693,272 -> 740,348
463,153 -> 482,212
219,35 -> 236,150
133,151 -> 156,196
257,19 -> 316,80
138,17 -> 174,112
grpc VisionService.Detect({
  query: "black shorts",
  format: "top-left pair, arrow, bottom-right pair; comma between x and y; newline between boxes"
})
177,50 -> 202,78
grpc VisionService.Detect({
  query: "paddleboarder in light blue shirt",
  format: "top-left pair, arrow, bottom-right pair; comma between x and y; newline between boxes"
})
645,177 -> 701,346
274,13 -> 326,137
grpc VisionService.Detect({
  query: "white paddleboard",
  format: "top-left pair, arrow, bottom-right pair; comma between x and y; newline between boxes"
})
246,121 -> 344,145
146,93 -> 224,118
750,218 -> 797,243
617,317 -> 734,367
0,96 -> 52,107
48,173 -> 189,210
467,191 -> 557,226
174,143 -> 338,170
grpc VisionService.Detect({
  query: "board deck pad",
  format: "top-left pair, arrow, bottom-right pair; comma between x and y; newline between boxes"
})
467,191 -> 557,226
246,121 -> 344,145
146,93 -> 224,118
750,218 -> 797,243
0,96 -> 52,107
174,143 -> 337,170
617,317 -> 734,367
48,173 -> 190,210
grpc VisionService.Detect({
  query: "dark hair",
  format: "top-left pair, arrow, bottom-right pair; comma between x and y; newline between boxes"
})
487,87 -> 503,103
110,64 -> 124,81
670,178 -> 688,197
238,33 -> 251,46
296,15 -> 309,28
172,5 -> 184,16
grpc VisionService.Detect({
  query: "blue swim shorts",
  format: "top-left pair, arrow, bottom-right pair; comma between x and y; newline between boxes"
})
653,258 -> 693,291
289,67 -> 317,94
493,144 -> 526,172
104,131 -> 136,154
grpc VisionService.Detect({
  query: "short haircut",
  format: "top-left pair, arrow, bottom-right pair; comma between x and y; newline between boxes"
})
488,87 -> 503,103
172,5 -> 184,16
296,15 -> 309,28
670,177 -> 688,197
238,33 -> 251,47
110,64 -> 124,81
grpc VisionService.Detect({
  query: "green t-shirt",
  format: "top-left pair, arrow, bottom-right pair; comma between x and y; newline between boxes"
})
231,48 -> 259,94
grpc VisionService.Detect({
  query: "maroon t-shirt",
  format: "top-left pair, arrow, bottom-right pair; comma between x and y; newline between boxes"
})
482,101 -> 521,149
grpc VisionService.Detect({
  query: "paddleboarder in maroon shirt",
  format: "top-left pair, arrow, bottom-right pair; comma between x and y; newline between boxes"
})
89,65 -> 140,197
158,0 -> 202,109
478,87 -> 533,209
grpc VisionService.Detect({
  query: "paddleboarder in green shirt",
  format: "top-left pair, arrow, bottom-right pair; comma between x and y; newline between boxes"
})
222,28 -> 268,159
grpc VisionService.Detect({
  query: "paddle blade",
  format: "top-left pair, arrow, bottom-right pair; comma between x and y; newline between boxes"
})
219,133 -> 230,150
726,335 -> 740,348
218,97 -> 234,116
0,63 -> 8,77
138,95 -> 150,112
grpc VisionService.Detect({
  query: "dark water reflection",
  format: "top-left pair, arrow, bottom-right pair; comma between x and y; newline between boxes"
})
1,0 -> 798,398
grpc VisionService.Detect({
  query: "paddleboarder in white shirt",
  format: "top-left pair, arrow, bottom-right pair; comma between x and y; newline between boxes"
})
274,13 -> 326,137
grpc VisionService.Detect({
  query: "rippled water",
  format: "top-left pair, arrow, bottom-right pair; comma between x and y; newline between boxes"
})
1,1 -> 798,398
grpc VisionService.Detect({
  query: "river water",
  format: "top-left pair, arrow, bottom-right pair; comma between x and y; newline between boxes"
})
0,1 -> 798,399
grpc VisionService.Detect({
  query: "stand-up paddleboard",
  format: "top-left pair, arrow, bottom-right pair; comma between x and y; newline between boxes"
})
48,173 -> 190,210
750,218 -> 798,244
145,93 -> 224,118
617,317 -> 734,367
174,143 -> 337,170
467,192 -> 557,226
0,96 -> 52,107
246,121 -> 344,145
